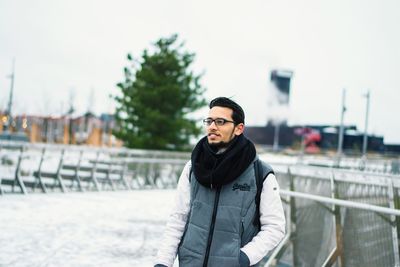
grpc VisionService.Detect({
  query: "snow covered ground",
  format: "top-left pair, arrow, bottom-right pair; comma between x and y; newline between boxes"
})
0,190 -> 176,267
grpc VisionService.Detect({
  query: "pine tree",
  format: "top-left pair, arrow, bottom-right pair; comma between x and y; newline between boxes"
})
114,34 -> 207,150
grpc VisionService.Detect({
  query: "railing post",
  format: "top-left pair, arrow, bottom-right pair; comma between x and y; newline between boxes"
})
288,168 -> 298,267
106,160 -> 116,191
14,147 -> 27,194
322,172 -> 344,267
90,151 -> 100,191
75,150 -> 84,192
147,162 -> 154,187
36,148 -> 48,193
332,173 -> 344,267
120,160 -> 131,190
387,179 -> 400,266
56,149 -> 67,193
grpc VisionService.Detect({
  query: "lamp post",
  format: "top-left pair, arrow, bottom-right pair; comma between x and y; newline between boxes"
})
337,89 -> 346,164
5,59 -> 15,132
273,121 -> 280,152
362,90 -> 370,158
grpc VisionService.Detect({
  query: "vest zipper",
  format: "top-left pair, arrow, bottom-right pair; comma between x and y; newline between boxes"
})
203,187 -> 221,267
240,218 -> 244,238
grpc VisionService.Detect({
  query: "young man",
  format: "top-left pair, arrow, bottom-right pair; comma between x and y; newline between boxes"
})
155,97 -> 285,267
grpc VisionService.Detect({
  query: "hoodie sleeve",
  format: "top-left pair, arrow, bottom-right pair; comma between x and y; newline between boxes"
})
240,173 -> 286,265
154,161 -> 191,267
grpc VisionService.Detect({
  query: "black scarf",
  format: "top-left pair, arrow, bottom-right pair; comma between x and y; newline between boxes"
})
191,134 -> 256,188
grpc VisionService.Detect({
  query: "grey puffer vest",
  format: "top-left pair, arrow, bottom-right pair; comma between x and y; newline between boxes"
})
178,158 -> 273,267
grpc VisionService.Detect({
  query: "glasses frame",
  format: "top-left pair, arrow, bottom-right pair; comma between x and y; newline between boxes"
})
203,118 -> 236,127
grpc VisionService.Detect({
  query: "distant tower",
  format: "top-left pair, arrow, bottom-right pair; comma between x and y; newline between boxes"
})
270,69 -> 294,105
269,69 -> 293,151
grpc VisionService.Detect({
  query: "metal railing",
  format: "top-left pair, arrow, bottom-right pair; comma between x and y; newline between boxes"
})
265,165 -> 400,267
295,154 -> 400,175
0,142 -> 189,194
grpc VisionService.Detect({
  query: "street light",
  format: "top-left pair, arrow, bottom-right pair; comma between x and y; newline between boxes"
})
337,88 -> 346,160
5,58 -> 15,132
362,90 -> 370,158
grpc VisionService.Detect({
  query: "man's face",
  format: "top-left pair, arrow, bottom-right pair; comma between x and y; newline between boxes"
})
205,106 -> 244,146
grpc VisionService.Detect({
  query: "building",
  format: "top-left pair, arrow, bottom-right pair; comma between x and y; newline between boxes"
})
245,123 -> 392,154
0,112 -> 121,147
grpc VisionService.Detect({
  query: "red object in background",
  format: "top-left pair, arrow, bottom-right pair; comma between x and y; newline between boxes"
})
295,127 -> 321,153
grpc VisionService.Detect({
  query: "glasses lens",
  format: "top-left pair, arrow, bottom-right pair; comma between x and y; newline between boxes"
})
215,119 -> 225,126
203,119 -> 212,126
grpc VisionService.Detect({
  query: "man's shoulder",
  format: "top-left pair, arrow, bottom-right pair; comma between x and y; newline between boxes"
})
255,158 -> 274,173
253,158 -> 274,185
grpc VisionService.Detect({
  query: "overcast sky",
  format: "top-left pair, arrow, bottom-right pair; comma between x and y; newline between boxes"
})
1,0 -> 399,143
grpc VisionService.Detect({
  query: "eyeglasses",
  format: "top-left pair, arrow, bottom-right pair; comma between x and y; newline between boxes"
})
203,118 -> 235,126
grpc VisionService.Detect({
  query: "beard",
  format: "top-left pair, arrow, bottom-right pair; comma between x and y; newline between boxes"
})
208,141 -> 231,150
208,135 -> 237,151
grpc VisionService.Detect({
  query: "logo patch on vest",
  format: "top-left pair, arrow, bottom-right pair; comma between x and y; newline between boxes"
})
232,183 -> 251,191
